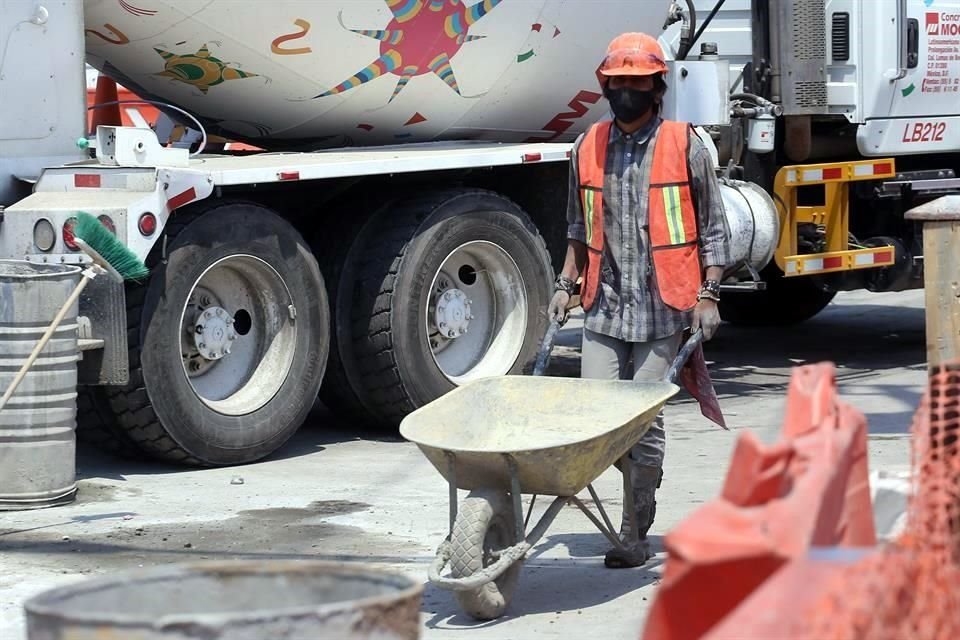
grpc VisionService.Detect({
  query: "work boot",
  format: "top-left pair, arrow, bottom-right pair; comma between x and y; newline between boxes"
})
604,464 -> 661,569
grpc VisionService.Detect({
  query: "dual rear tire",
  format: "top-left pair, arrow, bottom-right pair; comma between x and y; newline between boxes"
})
321,189 -> 553,426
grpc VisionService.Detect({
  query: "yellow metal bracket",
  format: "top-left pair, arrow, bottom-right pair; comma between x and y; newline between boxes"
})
773,158 -> 897,276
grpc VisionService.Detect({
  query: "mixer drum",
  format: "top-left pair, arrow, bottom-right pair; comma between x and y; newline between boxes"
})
82,0 -> 674,148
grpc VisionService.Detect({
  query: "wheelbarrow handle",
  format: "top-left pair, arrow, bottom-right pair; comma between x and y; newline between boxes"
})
665,328 -> 704,385
532,320 -> 561,377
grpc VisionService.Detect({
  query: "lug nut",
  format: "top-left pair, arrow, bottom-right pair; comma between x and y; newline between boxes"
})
447,330 -> 456,338
195,325 -> 203,334
199,342 -> 206,350
439,322 -> 446,329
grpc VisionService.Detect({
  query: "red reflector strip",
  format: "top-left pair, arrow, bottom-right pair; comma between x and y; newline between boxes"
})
166,187 -> 197,210
874,162 -> 892,175
278,171 -> 300,181
523,153 -> 543,163
822,167 -> 843,180
875,250 -> 894,263
823,256 -> 843,269
74,174 -> 101,188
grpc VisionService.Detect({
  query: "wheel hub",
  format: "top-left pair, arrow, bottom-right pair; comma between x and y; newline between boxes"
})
434,288 -> 472,339
193,306 -> 236,361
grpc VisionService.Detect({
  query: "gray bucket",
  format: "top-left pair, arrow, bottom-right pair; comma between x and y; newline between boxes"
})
0,260 -> 81,510
25,561 -> 424,640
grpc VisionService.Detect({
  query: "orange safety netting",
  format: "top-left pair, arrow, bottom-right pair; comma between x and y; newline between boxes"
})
797,362 -> 960,639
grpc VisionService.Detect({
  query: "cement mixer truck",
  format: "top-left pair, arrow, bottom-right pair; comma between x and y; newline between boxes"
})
0,0 -> 957,466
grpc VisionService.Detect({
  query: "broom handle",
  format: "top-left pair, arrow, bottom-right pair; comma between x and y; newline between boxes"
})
0,268 -> 96,413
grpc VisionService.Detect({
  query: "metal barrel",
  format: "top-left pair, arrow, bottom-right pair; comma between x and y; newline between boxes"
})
0,260 -> 81,510
25,561 -> 424,640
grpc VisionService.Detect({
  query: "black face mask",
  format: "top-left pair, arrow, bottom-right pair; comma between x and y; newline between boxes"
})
603,86 -> 656,123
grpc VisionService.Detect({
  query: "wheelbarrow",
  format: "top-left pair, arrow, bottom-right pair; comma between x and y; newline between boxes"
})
400,324 -> 703,620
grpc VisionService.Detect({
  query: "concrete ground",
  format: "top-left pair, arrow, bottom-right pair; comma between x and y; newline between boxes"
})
1,290 -> 925,639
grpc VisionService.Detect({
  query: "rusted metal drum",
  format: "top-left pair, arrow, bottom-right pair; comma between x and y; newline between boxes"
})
25,561 -> 423,639
0,260 -> 81,510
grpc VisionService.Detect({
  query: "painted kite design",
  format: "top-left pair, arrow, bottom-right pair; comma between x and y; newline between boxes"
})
154,43 -> 258,94
317,0 -> 505,102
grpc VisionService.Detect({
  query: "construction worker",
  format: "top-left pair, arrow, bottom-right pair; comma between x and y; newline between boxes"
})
548,33 -> 732,568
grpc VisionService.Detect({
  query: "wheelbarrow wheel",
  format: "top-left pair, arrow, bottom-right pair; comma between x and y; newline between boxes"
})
450,489 -> 522,620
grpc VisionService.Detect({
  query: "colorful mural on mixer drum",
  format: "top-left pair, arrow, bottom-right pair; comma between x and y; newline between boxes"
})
317,0 -> 505,103
154,43 -> 261,94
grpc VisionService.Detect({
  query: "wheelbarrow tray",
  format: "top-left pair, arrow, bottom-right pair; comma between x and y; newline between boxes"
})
400,376 -> 679,497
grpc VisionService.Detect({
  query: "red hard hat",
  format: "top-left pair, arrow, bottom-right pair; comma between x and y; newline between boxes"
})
596,32 -> 668,88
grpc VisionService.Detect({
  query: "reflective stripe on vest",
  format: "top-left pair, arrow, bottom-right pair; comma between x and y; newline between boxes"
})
576,119 -> 701,312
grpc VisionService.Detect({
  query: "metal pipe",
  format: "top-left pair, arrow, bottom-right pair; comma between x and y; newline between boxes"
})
524,497 -> 568,549
445,452 -> 457,535
676,0 -> 698,60
683,0 -> 728,60
506,455 -> 526,542
766,0 -> 783,103
571,497 -> 625,549
587,484 -> 618,537
524,494 -> 538,529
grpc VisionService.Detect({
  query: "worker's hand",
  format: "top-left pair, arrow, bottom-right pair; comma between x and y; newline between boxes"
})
548,290 -> 571,326
691,299 -> 721,341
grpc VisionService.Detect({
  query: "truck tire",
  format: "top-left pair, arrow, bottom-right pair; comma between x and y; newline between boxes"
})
719,267 -> 837,326
76,388 -> 145,459
101,201 -> 329,465
314,204 -> 388,427
347,189 -> 552,425
449,490 -> 522,620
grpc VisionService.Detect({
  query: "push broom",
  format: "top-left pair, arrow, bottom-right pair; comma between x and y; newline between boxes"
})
0,212 -> 149,412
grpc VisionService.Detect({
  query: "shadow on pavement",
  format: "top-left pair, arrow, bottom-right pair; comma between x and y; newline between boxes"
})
75,300 -> 925,475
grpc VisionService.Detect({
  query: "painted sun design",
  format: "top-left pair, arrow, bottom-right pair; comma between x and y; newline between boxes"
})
154,43 -> 259,94
317,0 -> 505,102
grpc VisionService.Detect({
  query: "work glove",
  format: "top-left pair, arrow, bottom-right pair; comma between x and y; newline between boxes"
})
691,299 -> 721,341
548,290 -> 571,326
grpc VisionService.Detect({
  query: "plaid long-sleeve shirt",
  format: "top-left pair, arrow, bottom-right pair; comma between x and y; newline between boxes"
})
566,117 -> 732,343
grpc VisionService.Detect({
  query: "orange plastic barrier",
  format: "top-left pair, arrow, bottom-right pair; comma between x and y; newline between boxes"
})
642,363 -> 876,640
701,363 -> 960,639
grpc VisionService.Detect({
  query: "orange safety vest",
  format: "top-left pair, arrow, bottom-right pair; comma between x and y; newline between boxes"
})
577,119 -> 702,312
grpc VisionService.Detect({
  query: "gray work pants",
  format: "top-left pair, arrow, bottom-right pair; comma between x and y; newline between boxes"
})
580,329 -> 682,468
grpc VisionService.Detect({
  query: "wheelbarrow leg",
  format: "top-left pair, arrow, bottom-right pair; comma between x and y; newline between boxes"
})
571,496 -> 625,550
505,454 -> 525,543
587,484 -> 619,539
445,451 -> 458,535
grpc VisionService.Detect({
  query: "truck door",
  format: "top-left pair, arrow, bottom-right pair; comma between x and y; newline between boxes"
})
857,0 -> 960,155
